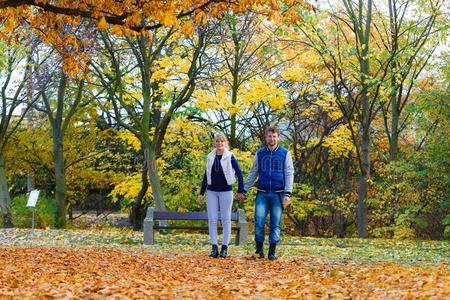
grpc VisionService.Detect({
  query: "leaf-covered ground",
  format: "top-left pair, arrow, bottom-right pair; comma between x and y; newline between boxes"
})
1,229 -> 449,299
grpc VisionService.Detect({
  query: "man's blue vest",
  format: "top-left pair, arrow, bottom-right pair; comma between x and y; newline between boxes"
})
256,145 -> 288,192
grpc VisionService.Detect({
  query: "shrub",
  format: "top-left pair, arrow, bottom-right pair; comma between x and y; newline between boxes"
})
10,194 -> 57,228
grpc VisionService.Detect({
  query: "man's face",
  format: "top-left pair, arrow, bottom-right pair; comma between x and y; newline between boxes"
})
265,131 -> 279,148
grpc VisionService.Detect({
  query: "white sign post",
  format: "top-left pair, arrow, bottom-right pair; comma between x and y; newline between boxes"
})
26,190 -> 40,236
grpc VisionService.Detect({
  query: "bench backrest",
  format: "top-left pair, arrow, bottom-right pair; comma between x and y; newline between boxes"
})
153,211 -> 238,221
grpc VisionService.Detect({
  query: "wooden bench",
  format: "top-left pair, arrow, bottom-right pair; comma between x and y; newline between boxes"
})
143,207 -> 249,246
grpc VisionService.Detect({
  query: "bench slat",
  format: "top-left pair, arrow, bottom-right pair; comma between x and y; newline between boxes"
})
154,225 -> 239,230
143,207 -> 248,246
154,211 -> 238,221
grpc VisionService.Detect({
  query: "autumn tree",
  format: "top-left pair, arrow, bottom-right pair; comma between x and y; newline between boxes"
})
91,25 -> 209,228
30,27 -> 95,228
6,113 -> 117,222
0,37 -> 35,227
274,46 -> 356,236
206,12 -> 282,147
373,0 -> 445,161
194,9 -> 303,149
293,0 -> 397,237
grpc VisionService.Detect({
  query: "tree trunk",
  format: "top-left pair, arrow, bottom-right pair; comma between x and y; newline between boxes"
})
357,92 -> 370,238
0,153 -> 13,228
130,150 -> 149,230
335,211 -> 345,238
27,175 -> 34,193
389,91 -> 401,208
390,99 -> 400,161
388,0 -> 399,162
68,205 -> 73,221
53,128 -> 67,229
230,82 -> 238,148
230,113 -> 237,148
147,148 -> 166,212
146,148 -> 168,227
357,174 -> 368,237
337,156 -> 352,238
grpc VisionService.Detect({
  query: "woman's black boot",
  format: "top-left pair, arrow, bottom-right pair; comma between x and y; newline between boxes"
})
210,244 -> 219,258
219,245 -> 228,258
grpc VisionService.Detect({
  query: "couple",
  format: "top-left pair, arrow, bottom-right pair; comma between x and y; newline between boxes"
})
197,126 -> 294,260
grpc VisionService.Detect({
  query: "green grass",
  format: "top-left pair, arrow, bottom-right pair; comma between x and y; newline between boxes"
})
1,228 -> 448,266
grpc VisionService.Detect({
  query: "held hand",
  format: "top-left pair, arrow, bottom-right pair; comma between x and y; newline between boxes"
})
284,196 -> 291,207
235,193 -> 244,201
197,195 -> 203,204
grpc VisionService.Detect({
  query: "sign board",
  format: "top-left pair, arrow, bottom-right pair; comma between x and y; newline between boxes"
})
26,190 -> 40,208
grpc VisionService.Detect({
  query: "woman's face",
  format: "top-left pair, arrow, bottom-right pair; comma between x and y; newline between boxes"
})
215,138 -> 226,151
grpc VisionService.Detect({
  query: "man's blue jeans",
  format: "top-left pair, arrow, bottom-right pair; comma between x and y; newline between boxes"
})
254,191 -> 283,244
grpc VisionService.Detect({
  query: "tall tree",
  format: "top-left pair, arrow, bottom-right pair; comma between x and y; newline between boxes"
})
216,13 -> 283,147
376,0 -> 444,160
295,0 -> 398,237
32,28 -> 95,227
37,73 -> 88,228
0,38 -> 35,227
92,27 -> 207,229
194,11 -> 295,149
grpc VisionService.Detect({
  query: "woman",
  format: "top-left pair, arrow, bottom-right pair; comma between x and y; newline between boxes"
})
198,134 -> 244,258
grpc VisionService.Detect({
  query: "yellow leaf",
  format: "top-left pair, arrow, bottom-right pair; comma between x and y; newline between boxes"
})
5,16 -> 15,32
181,22 -> 194,37
97,16 -> 107,31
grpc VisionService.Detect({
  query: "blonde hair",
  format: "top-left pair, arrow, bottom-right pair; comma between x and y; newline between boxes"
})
214,134 -> 229,148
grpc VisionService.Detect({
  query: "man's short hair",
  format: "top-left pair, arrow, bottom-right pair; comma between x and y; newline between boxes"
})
265,125 -> 280,136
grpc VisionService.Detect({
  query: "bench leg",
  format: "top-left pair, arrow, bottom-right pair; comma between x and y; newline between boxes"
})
235,208 -> 248,246
143,219 -> 154,245
235,221 -> 248,246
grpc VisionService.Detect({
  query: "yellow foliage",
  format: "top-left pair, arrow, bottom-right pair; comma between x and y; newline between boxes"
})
306,137 -> 321,149
241,78 -> 288,110
111,25 -> 123,36
162,13 -> 179,27
322,125 -> 355,158
181,22 -> 195,37
282,65 -> 310,83
97,16 -> 107,31
5,15 -> 15,33
151,53 -> 191,94
195,77 -> 288,114
117,130 -> 141,151
110,173 -> 153,206
7,121 -> 120,207
194,10 -> 207,25
193,86 -> 231,111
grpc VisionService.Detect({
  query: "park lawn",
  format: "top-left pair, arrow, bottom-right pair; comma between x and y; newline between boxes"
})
1,228 -> 449,299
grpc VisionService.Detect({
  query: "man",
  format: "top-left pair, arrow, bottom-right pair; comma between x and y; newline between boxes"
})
242,125 -> 294,260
